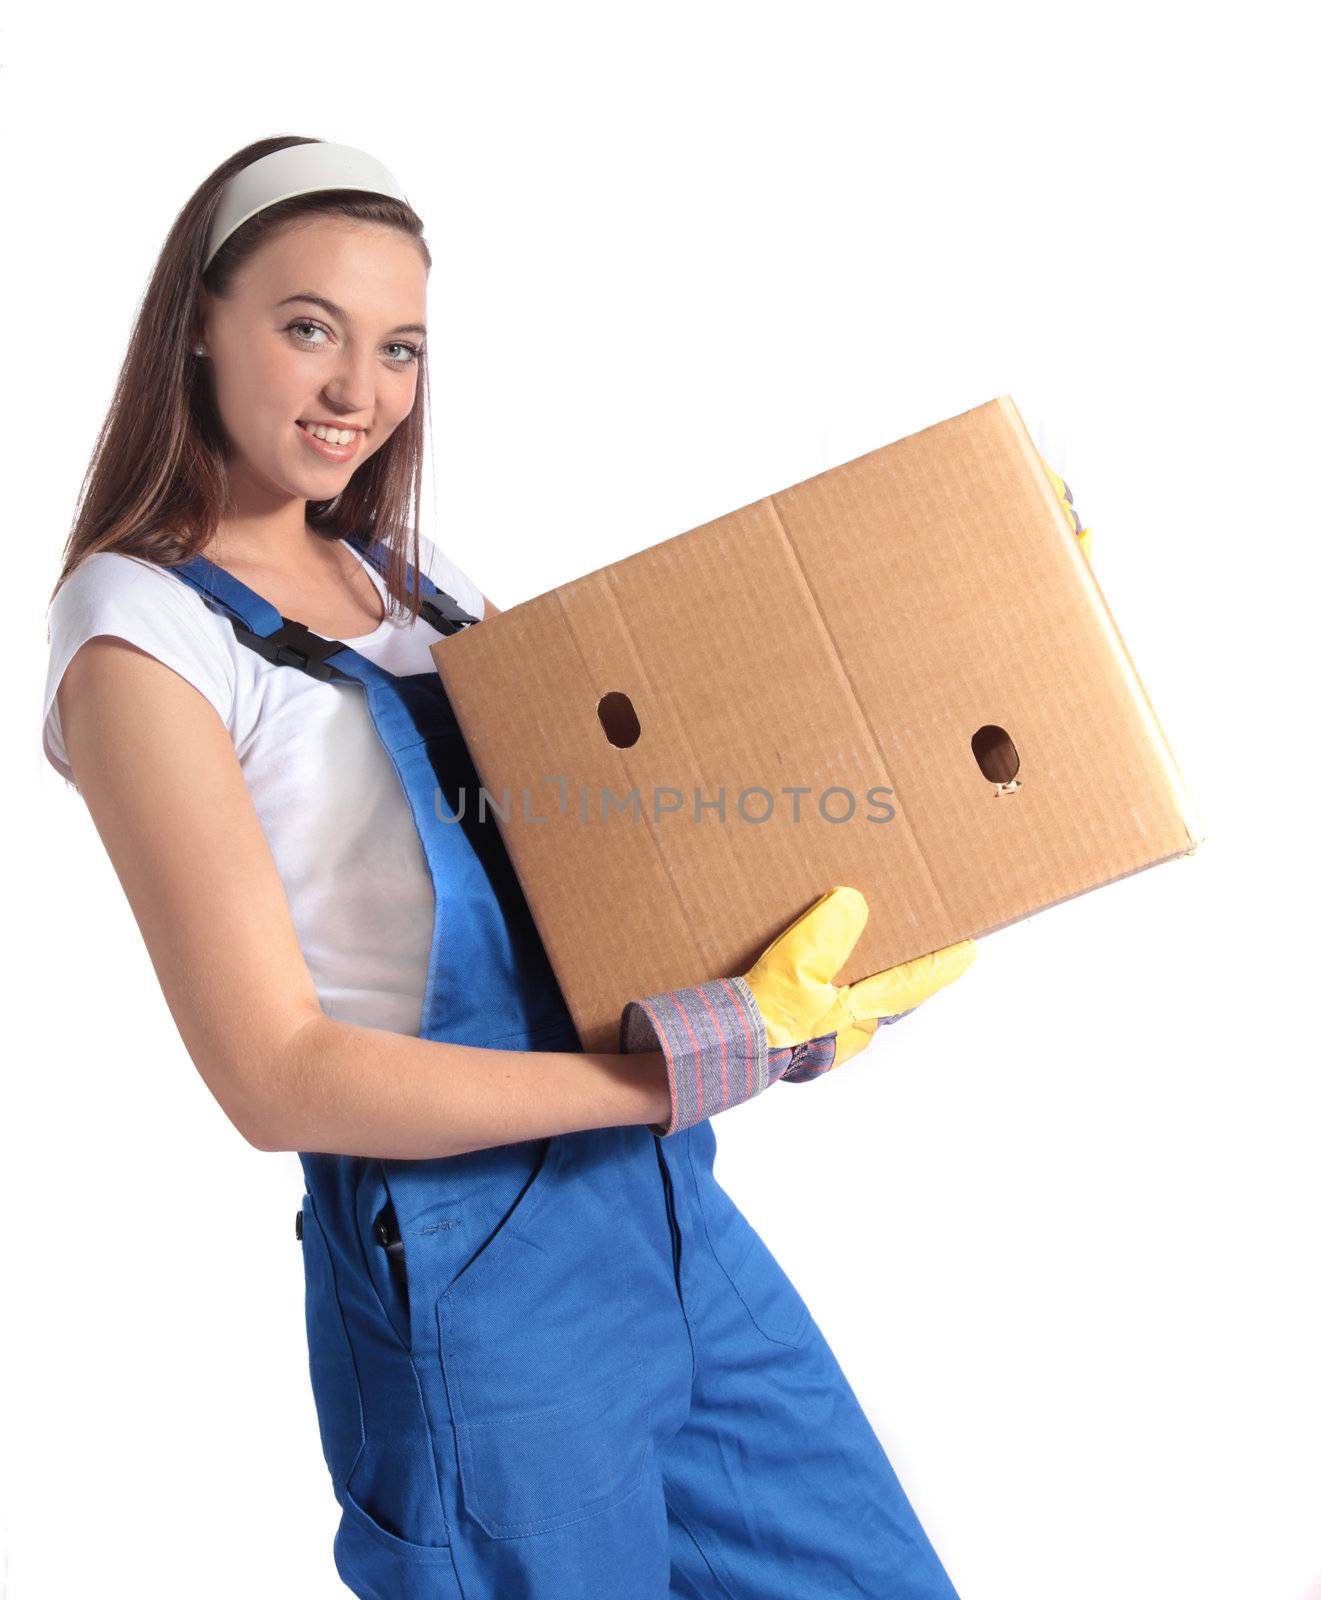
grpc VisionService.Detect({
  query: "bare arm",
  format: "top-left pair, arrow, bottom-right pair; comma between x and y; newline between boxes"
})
58,635 -> 668,1158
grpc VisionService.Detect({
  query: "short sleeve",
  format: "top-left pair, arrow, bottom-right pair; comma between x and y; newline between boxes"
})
41,552 -> 237,792
418,533 -> 486,622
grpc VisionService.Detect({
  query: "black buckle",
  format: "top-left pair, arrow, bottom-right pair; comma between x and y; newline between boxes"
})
420,590 -> 481,636
230,617 -> 353,682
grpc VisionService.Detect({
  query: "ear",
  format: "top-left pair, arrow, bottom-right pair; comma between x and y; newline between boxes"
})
192,287 -> 214,349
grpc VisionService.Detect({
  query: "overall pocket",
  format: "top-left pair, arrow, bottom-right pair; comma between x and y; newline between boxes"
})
436,1131 -> 653,1540
686,1125 -> 812,1349
299,1192 -> 367,1489
333,1484 -> 464,1599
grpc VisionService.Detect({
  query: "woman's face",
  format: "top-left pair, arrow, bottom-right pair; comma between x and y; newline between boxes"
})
196,217 -> 427,505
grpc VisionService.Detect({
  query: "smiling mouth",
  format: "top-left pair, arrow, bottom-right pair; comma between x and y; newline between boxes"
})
297,420 -> 365,443
295,420 -> 365,461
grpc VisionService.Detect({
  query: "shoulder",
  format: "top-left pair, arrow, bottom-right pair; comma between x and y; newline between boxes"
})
43,551 -> 240,785
46,549 -> 241,692
48,549 -> 238,643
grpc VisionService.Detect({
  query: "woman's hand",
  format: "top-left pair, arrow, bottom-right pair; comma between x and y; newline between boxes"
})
1045,458 -> 1094,563
746,886 -> 976,1083
620,886 -> 976,1136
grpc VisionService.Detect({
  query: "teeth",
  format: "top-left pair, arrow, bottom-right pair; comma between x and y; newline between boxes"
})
301,422 -> 358,445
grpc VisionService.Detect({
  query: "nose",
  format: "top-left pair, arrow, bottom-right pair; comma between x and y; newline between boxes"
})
321,341 -> 384,418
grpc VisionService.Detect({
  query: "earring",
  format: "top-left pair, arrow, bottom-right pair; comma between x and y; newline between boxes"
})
192,343 -> 206,356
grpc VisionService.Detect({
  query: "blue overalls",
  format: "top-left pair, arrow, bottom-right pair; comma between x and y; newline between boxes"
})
168,536 -> 963,1600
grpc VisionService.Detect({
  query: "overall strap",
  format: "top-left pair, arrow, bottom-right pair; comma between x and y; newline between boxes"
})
169,552 -> 359,682
166,533 -> 480,685
349,533 -> 483,636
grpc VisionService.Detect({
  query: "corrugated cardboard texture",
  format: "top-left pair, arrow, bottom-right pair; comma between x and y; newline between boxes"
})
432,395 -> 1203,1054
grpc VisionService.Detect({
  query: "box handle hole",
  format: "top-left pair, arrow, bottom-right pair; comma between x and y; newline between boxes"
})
598,691 -> 641,749
971,724 -> 1021,791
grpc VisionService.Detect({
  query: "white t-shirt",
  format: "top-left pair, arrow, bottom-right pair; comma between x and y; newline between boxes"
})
41,536 -> 487,1038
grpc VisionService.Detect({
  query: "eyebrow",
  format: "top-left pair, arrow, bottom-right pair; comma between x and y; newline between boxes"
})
275,292 -> 426,337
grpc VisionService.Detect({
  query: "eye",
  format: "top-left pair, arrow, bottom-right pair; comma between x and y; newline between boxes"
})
285,320 -> 421,369
286,319 -> 329,347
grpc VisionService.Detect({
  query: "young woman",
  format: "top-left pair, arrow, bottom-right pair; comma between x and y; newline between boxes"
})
41,134 -> 1086,1598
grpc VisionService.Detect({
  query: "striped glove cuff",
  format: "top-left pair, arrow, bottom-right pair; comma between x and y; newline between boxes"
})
619,976 -> 838,1137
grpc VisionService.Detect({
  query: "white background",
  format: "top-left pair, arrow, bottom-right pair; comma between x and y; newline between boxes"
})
4,3 -> 1318,1597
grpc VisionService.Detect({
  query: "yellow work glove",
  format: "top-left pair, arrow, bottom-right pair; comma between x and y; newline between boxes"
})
620,886 -> 977,1135
1045,459 -> 1094,563
744,886 -> 976,1082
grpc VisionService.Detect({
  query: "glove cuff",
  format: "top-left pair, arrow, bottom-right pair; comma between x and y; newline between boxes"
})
620,974 -> 779,1136
619,978 -> 855,1134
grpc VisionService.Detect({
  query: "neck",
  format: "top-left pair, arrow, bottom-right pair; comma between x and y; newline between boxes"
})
204,509 -> 335,576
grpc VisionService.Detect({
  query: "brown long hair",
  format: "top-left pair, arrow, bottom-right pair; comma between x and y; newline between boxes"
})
49,133 -> 435,621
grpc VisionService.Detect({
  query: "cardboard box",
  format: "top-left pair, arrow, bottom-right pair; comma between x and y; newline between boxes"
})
431,395 -> 1203,1054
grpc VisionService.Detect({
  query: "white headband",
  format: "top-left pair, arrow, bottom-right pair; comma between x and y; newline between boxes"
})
203,141 -> 411,270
